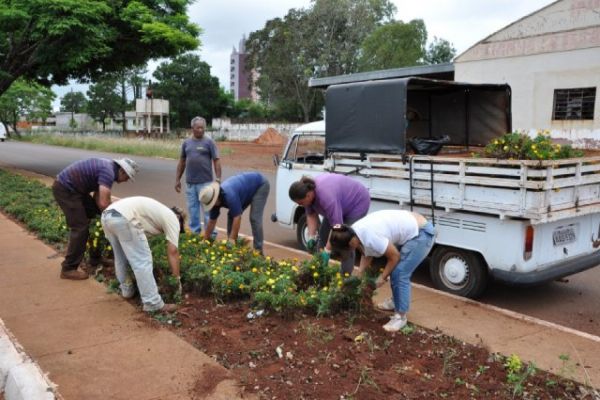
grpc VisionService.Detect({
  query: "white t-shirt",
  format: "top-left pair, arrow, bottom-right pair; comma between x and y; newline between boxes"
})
352,210 -> 419,257
107,196 -> 180,247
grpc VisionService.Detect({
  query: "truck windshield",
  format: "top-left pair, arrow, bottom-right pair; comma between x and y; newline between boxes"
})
284,135 -> 326,164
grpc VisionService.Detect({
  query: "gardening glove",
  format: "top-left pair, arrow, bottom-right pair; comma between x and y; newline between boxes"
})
306,237 -> 317,252
320,250 -> 331,265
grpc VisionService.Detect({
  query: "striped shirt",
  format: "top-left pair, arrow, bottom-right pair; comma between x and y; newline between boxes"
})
57,158 -> 116,194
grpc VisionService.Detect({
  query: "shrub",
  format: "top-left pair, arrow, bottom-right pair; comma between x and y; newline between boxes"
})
481,131 -> 583,160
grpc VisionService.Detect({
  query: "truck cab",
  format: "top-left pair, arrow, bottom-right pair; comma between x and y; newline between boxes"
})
272,120 -> 326,249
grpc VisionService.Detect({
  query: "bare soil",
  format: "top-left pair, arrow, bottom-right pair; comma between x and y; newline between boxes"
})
217,142 -> 285,172
140,294 -> 586,400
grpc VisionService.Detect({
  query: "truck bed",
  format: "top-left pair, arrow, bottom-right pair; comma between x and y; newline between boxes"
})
325,151 -> 600,224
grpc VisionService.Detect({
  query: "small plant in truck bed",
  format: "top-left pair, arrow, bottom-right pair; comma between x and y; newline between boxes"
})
480,130 -> 583,160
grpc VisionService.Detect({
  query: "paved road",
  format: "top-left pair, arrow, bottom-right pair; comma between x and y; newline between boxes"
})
1,141 -> 598,336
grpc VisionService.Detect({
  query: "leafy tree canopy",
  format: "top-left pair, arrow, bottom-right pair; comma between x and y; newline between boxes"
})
246,0 -> 395,122
0,0 -> 200,97
0,78 -> 55,136
60,91 -> 88,113
87,76 -> 121,131
358,19 -> 427,71
424,36 -> 456,64
152,53 -> 229,129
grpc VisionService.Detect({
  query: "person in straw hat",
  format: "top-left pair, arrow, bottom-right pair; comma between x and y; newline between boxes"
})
52,158 -> 139,280
200,172 -> 270,254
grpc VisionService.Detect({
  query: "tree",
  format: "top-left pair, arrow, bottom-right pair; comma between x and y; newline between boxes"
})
358,20 -> 427,71
152,54 -> 229,128
60,91 -> 88,113
87,76 -> 121,131
424,37 -> 456,64
0,0 -> 200,98
0,79 -> 55,136
246,0 -> 395,122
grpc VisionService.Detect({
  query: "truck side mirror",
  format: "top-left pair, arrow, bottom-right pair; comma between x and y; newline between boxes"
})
272,154 -> 280,167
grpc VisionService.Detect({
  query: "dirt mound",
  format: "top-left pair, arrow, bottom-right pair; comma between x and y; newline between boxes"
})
254,127 -> 287,145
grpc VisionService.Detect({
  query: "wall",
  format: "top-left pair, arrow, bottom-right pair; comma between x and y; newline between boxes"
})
455,0 -> 600,146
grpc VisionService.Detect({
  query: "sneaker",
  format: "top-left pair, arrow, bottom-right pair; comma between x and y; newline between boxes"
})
377,297 -> 395,311
383,314 -> 407,332
60,268 -> 89,280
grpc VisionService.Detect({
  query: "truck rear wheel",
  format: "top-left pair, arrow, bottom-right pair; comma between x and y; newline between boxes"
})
429,246 -> 488,298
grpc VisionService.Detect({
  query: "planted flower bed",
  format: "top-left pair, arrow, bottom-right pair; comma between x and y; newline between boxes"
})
0,168 -> 594,399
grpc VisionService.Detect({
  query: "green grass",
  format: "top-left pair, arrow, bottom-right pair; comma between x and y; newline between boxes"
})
18,133 -> 182,159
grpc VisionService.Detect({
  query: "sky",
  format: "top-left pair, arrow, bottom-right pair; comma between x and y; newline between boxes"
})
52,0 -> 556,109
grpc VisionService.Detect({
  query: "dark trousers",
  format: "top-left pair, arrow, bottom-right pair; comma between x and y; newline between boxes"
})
52,181 -> 100,271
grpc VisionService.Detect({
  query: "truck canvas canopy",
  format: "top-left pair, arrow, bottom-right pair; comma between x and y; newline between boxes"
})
325,77 -> 511,154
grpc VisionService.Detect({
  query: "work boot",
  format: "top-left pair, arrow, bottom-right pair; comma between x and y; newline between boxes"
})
60,268 -> 89,280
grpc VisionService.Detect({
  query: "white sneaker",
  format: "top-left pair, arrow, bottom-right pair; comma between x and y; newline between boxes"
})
383,314 -> 407,332
377,297 -> 395,311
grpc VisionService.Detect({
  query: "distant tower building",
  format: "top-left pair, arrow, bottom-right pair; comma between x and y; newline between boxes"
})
230,35 -> 258,101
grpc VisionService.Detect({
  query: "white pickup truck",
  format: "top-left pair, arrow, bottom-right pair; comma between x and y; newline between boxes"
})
272,77 -> 600,298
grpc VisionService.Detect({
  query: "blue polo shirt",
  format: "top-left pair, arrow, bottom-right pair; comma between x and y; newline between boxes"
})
210,172 -> 267,219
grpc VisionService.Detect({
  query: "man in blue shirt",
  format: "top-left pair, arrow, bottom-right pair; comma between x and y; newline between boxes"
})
175,116 -> 221,234
200,172 -> 270,254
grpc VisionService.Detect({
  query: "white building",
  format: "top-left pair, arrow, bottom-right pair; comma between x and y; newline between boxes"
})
455,0 -> 600,146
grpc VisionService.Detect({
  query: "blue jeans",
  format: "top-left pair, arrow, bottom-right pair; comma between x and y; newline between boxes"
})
101,210 -> 164,312
390,222 -> 436,313
185,182 -> 211,234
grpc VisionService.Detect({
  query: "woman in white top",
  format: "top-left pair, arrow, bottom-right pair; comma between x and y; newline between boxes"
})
101,196 -> 185,313
329,210 -> 435,332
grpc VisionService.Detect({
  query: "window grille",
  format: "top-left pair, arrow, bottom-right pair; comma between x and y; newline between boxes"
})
552,87 -> 596,120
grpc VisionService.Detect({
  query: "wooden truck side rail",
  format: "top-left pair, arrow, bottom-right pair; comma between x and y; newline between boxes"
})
325,152 -> 600,224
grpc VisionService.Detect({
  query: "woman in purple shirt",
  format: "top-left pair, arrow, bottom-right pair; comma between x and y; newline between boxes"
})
288,173 -> 370,274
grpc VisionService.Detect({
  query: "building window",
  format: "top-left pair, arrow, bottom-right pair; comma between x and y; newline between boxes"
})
552,87 -> 596,120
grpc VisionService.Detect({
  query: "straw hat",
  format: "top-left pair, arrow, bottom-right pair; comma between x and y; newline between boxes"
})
113,158 -> 139,181
199,181 -> 221,210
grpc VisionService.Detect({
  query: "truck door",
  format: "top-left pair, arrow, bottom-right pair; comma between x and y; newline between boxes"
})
275,133 -> 326,227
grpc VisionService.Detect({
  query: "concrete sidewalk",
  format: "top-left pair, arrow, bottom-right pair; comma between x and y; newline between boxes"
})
1,212 -> 599,399
0,213 -> 252,400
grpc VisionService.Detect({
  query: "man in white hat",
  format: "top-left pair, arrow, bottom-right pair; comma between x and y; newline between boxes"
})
52,158 -> 139,280
200,172 -> 270,254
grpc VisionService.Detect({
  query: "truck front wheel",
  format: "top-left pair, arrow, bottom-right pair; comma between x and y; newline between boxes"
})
296,214 -> 310,251
429,246 -> 488,298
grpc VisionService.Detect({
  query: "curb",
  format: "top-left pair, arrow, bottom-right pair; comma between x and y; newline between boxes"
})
0,319 -> 58,400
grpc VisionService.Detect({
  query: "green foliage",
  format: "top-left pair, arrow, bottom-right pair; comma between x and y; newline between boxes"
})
0,78 -> 55,135
246,0 -> 395,122
152,54 -> 229,128
87,75 -> 122,131
481,131 -> 584,160
60,91 -> 88,113
0,0 -> 200,97
358,19 -> 427,71
504,354 -> 537,397
424,37 -> 456,64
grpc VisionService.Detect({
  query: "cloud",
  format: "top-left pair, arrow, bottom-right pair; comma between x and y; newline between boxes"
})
53,0 -> 555,108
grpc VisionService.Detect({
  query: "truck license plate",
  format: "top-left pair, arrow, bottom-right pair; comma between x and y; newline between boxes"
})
552,226 -> 576,246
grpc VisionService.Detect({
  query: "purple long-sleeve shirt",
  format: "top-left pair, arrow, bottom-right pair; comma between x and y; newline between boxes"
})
305,173 -> 370,225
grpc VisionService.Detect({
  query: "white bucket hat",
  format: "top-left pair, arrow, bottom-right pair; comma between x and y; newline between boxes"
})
199,182 -> 220,210
114,158 -> 139,181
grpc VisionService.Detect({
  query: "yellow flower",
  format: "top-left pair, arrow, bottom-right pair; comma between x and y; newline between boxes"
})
267,278 -> 275,285
266,270 -> 271,276
239,284 -> 244,289
313,272 -> 319,278
212,270 -> 218,275
252,267 -> 258,273
503,145 -> 509,151
107,245 -> 112,251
